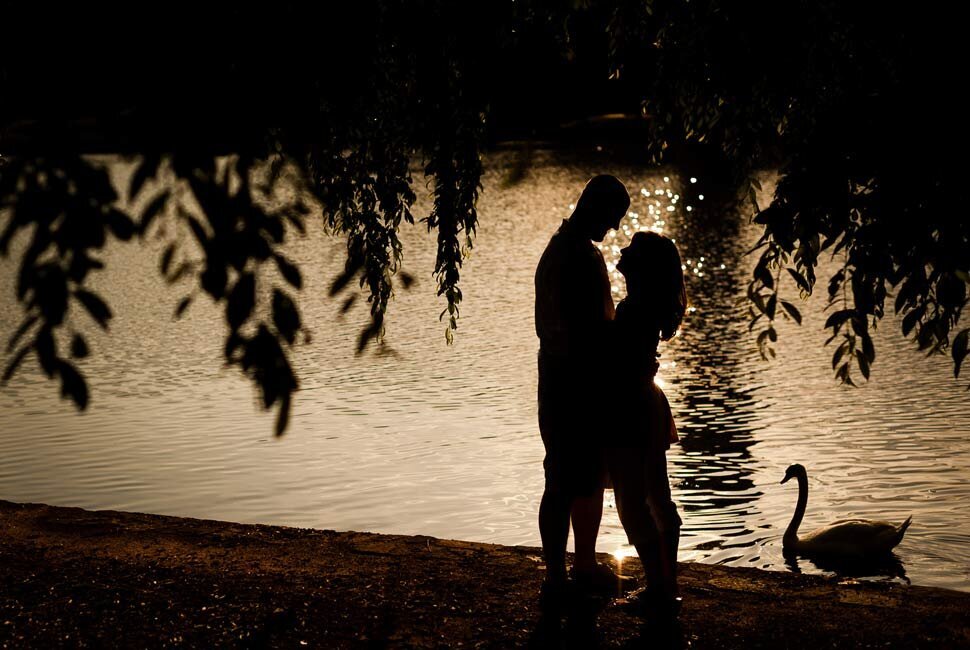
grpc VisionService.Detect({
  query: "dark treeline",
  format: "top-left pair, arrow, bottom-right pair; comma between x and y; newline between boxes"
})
0,2 -> 638,153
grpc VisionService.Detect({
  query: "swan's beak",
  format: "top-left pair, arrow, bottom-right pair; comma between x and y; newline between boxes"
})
780,475 -> 791,484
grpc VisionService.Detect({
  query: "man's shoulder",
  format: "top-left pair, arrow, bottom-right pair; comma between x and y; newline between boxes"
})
546,220 -> 572,245
545,221 -> 595,256
537,223 -> 570,264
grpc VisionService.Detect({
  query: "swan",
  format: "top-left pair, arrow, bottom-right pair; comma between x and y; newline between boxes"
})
780,463 -> 912,557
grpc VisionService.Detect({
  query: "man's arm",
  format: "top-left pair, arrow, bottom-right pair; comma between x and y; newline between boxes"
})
561,246 -> 613,361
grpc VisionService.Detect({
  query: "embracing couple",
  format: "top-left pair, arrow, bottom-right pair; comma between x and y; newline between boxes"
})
534,175 -> 686,619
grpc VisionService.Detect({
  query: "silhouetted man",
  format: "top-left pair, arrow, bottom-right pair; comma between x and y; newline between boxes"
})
534,174 -> 630,596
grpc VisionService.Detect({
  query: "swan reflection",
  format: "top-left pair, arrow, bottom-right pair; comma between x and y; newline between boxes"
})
784,550 -> 910,584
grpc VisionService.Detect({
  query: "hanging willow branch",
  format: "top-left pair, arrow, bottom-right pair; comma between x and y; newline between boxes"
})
0,1 -> 496,434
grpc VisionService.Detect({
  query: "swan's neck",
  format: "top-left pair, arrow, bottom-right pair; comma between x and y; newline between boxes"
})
784,474 -> 808,545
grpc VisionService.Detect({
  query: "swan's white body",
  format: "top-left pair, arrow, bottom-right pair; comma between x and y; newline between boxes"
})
781,464 -> 911,557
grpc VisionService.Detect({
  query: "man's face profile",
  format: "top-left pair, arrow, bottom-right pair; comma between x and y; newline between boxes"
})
590,205 -> 626,242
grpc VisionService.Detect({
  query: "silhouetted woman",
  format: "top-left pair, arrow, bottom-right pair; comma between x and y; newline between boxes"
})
608,230 -> 686,619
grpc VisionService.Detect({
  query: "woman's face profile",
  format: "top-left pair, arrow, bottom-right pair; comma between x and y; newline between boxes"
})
616,246 -> 631,277
616,244 -> 643,281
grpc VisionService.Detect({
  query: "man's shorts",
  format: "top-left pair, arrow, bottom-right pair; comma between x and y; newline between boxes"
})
538,352 -> 608,498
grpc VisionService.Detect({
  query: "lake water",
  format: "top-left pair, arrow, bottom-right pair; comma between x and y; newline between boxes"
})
1,150 -> 968,592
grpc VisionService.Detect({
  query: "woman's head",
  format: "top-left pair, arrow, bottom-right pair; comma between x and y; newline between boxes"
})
617,231 -> 687,340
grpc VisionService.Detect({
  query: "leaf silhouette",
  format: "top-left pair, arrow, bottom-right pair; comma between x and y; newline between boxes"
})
75,290 -> 112,329
274,254 -> 303,289
57,360 -> 89,410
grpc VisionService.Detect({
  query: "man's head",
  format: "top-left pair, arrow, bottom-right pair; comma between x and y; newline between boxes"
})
571,175 -> 630,241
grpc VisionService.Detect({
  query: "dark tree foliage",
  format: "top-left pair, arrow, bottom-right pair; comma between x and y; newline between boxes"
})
3,1 -> 968,440
599,0 -> 970,385
0,3 -> 499,434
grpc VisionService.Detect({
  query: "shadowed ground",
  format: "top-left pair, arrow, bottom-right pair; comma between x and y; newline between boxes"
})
1,500 -> 967,648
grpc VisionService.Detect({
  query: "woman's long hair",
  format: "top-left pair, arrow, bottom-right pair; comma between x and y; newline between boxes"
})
625,231 -> 688,341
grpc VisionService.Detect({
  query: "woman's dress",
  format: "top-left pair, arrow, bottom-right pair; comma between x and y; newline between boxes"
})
612,298 -> 678,449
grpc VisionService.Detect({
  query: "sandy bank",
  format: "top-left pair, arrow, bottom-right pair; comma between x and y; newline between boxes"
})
1,500 -> 967,648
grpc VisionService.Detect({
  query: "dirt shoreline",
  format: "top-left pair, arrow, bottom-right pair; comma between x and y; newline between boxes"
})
1,500 -> 967,648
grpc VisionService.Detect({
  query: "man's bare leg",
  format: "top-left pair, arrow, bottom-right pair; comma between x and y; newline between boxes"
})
538,488 -> 571,582
570,488 -> 604,574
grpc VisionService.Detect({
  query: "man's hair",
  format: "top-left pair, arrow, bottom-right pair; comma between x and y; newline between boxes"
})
575,174 -> 630,215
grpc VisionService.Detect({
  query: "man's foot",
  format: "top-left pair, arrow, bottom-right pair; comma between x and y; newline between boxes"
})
655,595 -> 683,620
539,574 -> 570,610
571,562 -> 636,596
618,588 -> 682,620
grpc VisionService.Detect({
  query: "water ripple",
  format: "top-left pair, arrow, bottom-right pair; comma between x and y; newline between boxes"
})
1,151 -> 968,591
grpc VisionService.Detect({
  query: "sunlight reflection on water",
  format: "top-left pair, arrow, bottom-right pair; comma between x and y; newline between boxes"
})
1,150 -> 968,592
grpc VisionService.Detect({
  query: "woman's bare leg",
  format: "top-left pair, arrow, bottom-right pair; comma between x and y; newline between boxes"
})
645,443 -> 680,600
